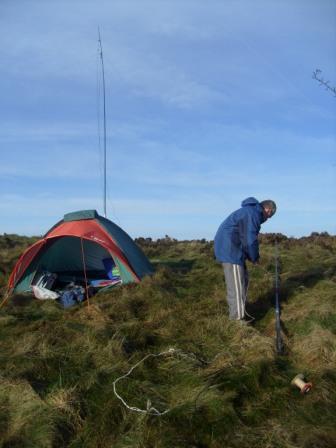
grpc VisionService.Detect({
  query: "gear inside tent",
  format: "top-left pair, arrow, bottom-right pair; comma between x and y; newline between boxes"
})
8,210 -> 153,307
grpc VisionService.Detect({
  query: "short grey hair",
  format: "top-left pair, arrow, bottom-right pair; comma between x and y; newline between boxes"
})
260,200 -> 277,216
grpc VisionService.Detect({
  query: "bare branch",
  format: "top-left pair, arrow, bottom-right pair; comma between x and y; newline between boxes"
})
312,69 -> 336,97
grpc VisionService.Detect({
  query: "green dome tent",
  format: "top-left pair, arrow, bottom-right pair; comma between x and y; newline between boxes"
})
8,210 -> 153,294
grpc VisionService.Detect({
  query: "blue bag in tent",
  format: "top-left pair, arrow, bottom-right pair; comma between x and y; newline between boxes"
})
58,286 -> 85,308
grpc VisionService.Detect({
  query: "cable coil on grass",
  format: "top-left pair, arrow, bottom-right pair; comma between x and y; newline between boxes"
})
113,348 -> 198,416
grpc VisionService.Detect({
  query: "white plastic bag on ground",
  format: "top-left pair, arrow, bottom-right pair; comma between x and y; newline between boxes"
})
32,285 -> 59,300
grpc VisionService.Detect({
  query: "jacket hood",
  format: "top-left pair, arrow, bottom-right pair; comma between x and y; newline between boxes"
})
241,197 -> 259,207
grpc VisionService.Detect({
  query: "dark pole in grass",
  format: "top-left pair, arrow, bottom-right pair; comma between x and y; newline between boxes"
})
275,241 -> 284,355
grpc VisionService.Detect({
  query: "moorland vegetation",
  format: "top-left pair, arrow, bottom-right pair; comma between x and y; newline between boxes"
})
0,233 -> 335,447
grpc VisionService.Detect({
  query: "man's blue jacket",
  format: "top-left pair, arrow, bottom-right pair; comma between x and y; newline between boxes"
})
214,197 -> 266,266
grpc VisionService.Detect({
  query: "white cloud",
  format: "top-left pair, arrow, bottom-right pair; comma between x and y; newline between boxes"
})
3,0 -> 333,110
1,121 -> 334,191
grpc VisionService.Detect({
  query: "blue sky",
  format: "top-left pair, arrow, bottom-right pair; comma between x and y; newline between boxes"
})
1,0 -> 335,239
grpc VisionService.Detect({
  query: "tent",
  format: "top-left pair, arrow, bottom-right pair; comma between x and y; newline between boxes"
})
8,210 -> 153,294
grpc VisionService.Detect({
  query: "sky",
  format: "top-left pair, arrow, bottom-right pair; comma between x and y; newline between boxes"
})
0,0 -> 335,239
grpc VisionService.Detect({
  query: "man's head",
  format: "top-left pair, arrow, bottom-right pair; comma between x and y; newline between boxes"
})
260,199 -> 277,220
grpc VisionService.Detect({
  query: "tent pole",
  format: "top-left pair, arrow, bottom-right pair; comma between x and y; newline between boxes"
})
0,287 -> 13,309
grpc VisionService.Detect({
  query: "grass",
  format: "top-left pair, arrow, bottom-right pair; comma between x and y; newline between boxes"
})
0,234 -> 335,447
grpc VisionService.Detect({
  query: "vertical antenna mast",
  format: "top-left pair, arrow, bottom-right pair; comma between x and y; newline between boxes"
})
98,28 -> 107,218
274,241 -> 284,355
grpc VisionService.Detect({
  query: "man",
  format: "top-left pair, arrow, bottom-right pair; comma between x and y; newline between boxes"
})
214,197 -> 276,321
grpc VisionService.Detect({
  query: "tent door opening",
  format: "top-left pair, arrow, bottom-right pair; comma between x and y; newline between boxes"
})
30,236 -> 122,303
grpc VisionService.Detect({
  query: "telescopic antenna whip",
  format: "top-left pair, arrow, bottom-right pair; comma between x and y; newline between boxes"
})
98,27 -> 107,218
275,240 -> 284,355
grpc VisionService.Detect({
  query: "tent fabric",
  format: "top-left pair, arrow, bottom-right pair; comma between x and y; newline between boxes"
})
21,237 -> 111,276
97,216 -> 153,280
8,239 -> 47,291
9,210 -> 153,293
64,210 -> 98,221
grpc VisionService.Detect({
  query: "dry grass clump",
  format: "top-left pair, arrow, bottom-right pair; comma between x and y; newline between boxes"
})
291,326 -> 336,371
76,303 -> 110,331
0,378 -> 53,447
205,323 -> 274,376
46,386 -> 85,436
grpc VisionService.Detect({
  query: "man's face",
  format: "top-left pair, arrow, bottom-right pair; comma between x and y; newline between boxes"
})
263,207 -> 274,220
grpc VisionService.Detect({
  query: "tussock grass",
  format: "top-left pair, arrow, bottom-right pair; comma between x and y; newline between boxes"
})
0,234 -> 335,447
0,378 -> 54,447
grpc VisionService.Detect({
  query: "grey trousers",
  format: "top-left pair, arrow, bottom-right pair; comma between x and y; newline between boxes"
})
222,263 -> 249,320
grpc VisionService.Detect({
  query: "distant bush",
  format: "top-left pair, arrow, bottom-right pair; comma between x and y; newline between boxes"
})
259,233 -> 288,244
